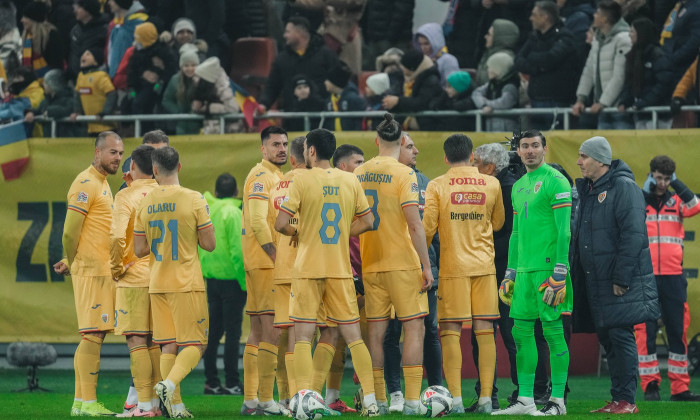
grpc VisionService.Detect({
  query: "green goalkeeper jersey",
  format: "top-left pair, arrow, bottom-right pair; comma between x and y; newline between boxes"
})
508,164 -> 572,273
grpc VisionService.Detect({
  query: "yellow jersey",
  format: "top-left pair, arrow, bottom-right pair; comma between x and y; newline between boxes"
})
242,159 -> 283,270
271,168 -> 305,283
110,178 -> 158,287
134,185 -> 212,293
66,165 -> 114,276
354,156 -> 420,273
75,69 -> 116,133
280,167 -> 370,279
423,166 -> 505,278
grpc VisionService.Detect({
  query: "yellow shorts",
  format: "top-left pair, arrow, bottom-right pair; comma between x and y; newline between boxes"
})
151,291 -> 209,346
364,269 -> 429,322
273,283 -> 293,328
290,278 -> 360,325
245,268 -> 275,316
72,275 -> 116,333
437,275 -> 500,323
115,287 -> 152,335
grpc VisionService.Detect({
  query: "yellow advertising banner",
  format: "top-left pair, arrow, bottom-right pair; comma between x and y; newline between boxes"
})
1,130 -> 698,343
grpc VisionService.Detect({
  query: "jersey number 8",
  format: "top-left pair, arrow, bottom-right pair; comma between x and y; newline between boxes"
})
319,203 -> 341,244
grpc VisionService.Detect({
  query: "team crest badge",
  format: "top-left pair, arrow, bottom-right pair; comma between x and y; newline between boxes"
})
253,182 -> 264,192
77,191 -> 88,203
534,181 -> 542,193
101,314 -> 109,323
205,204 -> 210,215
666,197 -> 676,207
598,191 -> 607,203
411,182 -> 419,193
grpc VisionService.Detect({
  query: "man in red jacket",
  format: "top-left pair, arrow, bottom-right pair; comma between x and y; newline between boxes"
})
635,155 -> 700,401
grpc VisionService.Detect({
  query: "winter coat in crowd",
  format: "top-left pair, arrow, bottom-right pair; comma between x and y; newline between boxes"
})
0,1 -> 21,73
671,57 -> 698,102
413,22 -> 460,87
194,57 -> 241,134
620,44 -> 673,108
127,41 -> 177,94
659,0 -> 700,85
515,21 -> 580,104
475,19 -> 520,87
571,159 -> 661,333
375,47 -> 406,94
576,19 -> 632,107
21,19 -> 64,79
68,14 -> 108,79
107,1 -> 148,78
430,70 -> 476,131
37,69 -> 79,137
619,0 -> 652,24
438,0 -> 489,68
560,0 -> 595,74
162,72 -> 200,134
260,32 -> 339,110
285,74 -> 325,132
325,82 -> 367,131
472,53 -> 520,132
225,0 -> 267,41
392,55 -> 443,130
362,0 -> 414,46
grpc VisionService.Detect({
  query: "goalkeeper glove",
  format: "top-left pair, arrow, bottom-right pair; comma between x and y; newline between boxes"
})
498,268 -> 517,306
539,263 -> 567,307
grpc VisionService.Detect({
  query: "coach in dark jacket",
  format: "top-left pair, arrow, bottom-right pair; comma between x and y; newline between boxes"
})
572,136 -> 660,412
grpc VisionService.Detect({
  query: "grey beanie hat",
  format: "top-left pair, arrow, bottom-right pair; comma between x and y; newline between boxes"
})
580,136 -> 612,165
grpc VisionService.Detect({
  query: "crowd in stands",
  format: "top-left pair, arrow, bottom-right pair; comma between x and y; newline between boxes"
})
0,0 -> 699,136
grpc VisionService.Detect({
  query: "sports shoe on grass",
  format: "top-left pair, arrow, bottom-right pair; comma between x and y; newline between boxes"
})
490,400 -> 537,415
240,402 -> 258,416
451,403 -> 466,414
607,401 -> 639,414
70,400 -> 82,416
117,403 -> 137,417
221,385 -> 243,396
204,384 -> 221,395
590,401 -> 616,413
328,398 -> 357,413
644,381 -> 660,401
258,400 -> 291,416
81,401 -> 118,417
353,388 -> 364,412
154,381 -> 174,418
388,391 -> 404,413
402,401 -> 421,415
670,390 -> 700,401
532,401 -> 566,416
475,401 -> 493,414
172,407 -> 194,418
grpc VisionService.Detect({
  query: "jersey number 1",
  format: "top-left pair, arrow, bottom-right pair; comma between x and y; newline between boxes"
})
149,219 -> 179,261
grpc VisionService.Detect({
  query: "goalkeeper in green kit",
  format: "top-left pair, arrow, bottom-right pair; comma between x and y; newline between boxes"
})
494,130 -> 572,416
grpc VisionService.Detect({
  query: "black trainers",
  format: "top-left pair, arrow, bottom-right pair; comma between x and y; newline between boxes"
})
670,390 -> 700,401
204,384 -> 221,395
507,389 -> 519,406
644,381 -> 660,401
464,398 -> 478,413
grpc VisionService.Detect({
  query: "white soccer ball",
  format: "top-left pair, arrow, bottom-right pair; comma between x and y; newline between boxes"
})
420,385 -> 453,417
292,389 -> 327,420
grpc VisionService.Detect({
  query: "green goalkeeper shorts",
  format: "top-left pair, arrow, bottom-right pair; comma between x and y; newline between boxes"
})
509,270 -> 573,321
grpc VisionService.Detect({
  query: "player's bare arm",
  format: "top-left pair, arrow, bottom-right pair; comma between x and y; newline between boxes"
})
133,234 -> 149,259
198,225 -> 216,252
403,204 -> 434,291
349,212 -> 374,237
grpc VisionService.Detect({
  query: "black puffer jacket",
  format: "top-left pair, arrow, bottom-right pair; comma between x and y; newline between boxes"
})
494,169 -> 515,282
260,33 -> 339,109
571,160 -> 660,333
620,44 -> 673,108
515,21 -> 579,103
68,15 -> 108,80
362,0 -> 414,43
393,66 -> 443,130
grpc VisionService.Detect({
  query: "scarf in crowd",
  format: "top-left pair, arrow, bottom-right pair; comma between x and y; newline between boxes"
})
21,34 -> 49,78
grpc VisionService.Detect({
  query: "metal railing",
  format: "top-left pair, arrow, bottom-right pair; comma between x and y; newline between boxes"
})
31,105 -> 700,138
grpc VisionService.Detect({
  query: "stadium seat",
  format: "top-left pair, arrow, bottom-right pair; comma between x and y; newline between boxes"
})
6,342 -> 57,392
230,37 -> 277,100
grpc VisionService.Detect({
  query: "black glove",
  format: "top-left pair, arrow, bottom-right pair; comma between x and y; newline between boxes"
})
670,177 -> 697,203
670,97 -> 684,115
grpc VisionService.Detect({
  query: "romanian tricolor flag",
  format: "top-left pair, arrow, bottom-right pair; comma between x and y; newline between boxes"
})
230,80 -> 272,131
0,120 -> 30,181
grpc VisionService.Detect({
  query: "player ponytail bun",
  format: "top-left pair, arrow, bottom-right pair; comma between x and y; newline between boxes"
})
376,112 -> 402,142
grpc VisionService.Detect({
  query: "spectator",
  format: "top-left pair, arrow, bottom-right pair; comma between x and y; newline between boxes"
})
670,57 -> 697,115
71,47 -> 117,136
259,16 -> 339,112
161,45 -> 200,134
324,61 -> 366,131
558,0 -> 595,75
36,69 -> 80,137
362,0 -> 414,70
193,56 -> 241,134
616,0 -> 652,24
475,19 -> 520,87
439,0 -> 490,68
381,49 -> 442,130
164,17 -> 207,63
285,74 -> 325,132
572,0 -> 633,129
658,0 -> 700,88
106,0 -> 148,78
366,72 -> 391,110
413,22 -> 460,87
67,0 -> 107,80
472,52 -> 520,132
127,22 -> 177,117
430,70 -> 476,131
20,1 -> 64,79
0,66 -> 44,136
618,17 -> 673,129
571,136 -> 660,415
200,173 -> 247,396
515,1 -> 579,129
374,47 -> 405,94
184,0 -> 226,59
0,1 -> 21,74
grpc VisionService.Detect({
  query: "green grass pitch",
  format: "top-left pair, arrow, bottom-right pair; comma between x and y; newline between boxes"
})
1,368 -> 698,419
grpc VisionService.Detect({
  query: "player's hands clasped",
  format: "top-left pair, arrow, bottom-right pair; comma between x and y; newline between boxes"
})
539,263 -> 567,307
498,268 -> 516,306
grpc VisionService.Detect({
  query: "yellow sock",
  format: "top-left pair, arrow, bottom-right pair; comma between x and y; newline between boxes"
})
348,340 -> 374,395
74,342 -> 82,400
129,345 -> 152,403
372,368 -> 387,403
285,352 -> 296,396
294,341 -> 313,391
77,334 -> 102,401
243,344 -> 259,401
160,352 -> 182,404
311,342 -> 335,393
440,329 -> 462,398
148,345 -> 162,399
277,330 -> 289,400
475,329 -> 496,398
327,336 -> 346,391
403,365 -> 423,401
258,342 -> 279,402
167,346 -> 201,385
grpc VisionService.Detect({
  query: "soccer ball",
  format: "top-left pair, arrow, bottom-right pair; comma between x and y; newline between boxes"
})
420,385 -> 453,417
291,389 -> 328,420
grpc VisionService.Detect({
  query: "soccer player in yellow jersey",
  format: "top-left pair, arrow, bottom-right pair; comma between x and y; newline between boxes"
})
54,131 -> 124,417
109,145 -> 161,416
422,134 -> 505,414
241,126 -> 289,416
270,136 -> 307,403
354,113 -> 434,415
133,147 -> 216,418
274,129 -> 379,416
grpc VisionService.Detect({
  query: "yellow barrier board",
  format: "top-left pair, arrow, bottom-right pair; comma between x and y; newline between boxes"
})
1,130 -> 698,343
